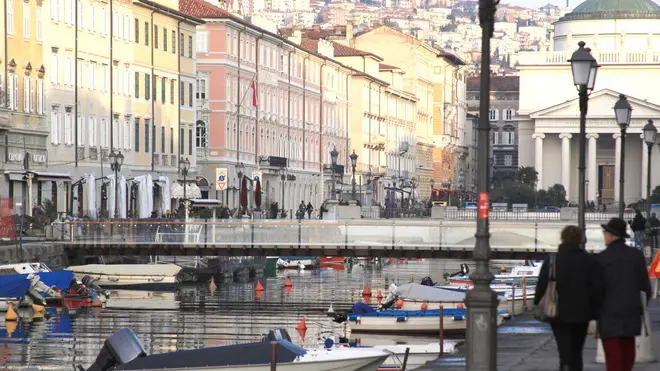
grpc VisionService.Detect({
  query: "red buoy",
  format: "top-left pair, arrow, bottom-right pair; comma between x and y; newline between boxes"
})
395,299 -> 404,308
285,277 -> 293,288
457,303 -> 465,309
256,281 -> 265,291
362,283 -> 372,296
296,317 -> 307,331
421,302 -> 428,311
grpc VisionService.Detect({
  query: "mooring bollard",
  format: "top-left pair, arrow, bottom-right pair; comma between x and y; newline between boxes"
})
439,305 -> 444,356
270,341 -> 277,371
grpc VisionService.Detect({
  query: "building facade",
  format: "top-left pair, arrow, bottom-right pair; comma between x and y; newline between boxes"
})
1,0 -> 51,216
43,0 -> 202,218
467,75 -> 519,188
517,0 -> 660,205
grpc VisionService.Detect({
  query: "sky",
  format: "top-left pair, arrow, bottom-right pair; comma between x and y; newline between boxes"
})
504,0 -> 659,9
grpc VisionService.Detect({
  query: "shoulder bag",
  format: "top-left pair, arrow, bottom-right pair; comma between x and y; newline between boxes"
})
533,254 -> 558,322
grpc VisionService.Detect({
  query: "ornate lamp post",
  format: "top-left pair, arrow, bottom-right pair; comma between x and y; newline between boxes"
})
179,157 -> 191,201
614,94 -> 632,218
350,150 -> 358,201
643,120 -> 657,218
330,147 -> 338,200
568,41 -> 599,234
109,150 -> 124,218
465,1 -> 500,369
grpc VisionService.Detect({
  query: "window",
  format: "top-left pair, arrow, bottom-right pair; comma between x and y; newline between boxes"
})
134,119 -> 140,152
196,31 -> 208,53
123,68 -> 129,96
134,18 -> 139,42
490,129 -> 499,145
171,31 -> 176,54
196,78 -> 206,99
88,116 -> 96,146
161,126 -> 165,153
7,73 -> 17,110
51,110 -> 60,144
170,127 -> 174,153
101,64 -> 108,91
64,0 -> 72,25
22,76 -> 29,112
154,27 -> 158,48
77,59 -> 84,88
23,2 -> 30,38
112,66 -> 118,93
7,0 -> 14,35
163,27 -> 167,51
196,122 -> 206,148
488,109 -> 498,121
87,3 -> 94,32
179,81 -> 184,105
180,127 -> 184,154
134,72 -> 139,98
188,83 -> 193,107
77,0 -> 83,29
50,54 -> 59,83
188,127 -> 193,155
89,61 -> 96,90
144,119 -> 150,152
100,117 -> 108,148
180,33 -> 184,56
161,77 -> 166,104
51,0 -> 59,21
152,75 -> 156,101
36,5 -> 43,41
37,78 -> 44,114
504,108 -> 515,121
188,36 -> 193,57
144,21 -> 149,46
64,56 -> 72,85
124,120 -> 130,150
504,155 -> 513,167
145,74 -> 150,100
65,111 -> 73,145
99,7 -> 106,36
112,11 -> 118,38
77,113 -> 84,145
123,15 -> 129,41
112,116 -> 118,150
502,130 -> 516,145
170,80 -> 175,104
152,122 -> 155,152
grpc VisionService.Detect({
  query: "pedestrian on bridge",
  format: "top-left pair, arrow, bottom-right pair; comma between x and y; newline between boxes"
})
630,210 -> 646,250
597,218 -> 651,371
534,225 -> 602,371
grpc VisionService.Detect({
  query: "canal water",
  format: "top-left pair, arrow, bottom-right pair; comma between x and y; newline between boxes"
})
0,259 -> 470,370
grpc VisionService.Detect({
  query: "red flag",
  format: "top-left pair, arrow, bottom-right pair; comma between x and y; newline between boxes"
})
250,80 -> 258,107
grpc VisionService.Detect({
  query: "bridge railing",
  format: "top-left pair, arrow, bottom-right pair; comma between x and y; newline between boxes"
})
50,220 -> 611,253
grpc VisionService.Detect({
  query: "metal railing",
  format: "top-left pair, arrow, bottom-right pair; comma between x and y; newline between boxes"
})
48,219 -> 612,253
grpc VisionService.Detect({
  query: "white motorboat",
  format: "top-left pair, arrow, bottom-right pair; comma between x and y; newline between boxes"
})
276,257 -> 319,270
0,262 -> 52,274
66,264 -> 182,289
81,328 -> 389,371
446,263 -> 540,285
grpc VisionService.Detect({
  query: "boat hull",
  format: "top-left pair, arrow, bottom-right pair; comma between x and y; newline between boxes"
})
67,264 -> 181,289
349,314 -> 505,335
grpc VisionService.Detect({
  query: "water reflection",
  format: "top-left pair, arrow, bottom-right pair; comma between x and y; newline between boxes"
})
0,259 -> 470,370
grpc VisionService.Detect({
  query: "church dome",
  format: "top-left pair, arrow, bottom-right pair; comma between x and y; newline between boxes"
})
559,0 -> 660,21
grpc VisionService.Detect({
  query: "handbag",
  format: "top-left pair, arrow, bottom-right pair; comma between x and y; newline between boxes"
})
533,254 -> 558,322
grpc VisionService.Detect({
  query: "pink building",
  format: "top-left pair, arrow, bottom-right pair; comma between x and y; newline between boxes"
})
180,0 -> 352,214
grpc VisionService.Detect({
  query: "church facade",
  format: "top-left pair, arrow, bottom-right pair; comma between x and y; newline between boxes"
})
517,0 -> 660,205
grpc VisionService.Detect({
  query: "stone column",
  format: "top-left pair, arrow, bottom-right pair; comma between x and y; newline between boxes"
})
533,133 -> 545,188
587,134 -> 599,203
642,134 -> 648,201
559,134 -> 572,200
614,133 -> 621,203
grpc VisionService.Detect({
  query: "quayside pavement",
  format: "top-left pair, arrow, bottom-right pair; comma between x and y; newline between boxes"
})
420,299 -> 660,371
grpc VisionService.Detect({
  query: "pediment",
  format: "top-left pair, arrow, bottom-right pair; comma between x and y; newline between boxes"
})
530,89 -> 660,119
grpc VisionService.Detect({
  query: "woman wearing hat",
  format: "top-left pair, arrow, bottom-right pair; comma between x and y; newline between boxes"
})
597,218 -> 652,371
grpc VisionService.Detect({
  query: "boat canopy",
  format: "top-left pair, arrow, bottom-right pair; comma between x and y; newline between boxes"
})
116,340 -> 306,370
0,274 -> 31,299
391,283 -> 466,302
37,271 -> 74,289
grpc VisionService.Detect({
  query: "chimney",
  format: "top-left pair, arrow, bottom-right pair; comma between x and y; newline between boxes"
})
346,21 -> 354,45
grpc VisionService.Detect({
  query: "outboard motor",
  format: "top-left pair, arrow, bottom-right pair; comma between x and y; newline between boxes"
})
443,263 -> 471,280
262,328 -> 292,342
82,275 -> 110,298
420,276 -> 435,287
84,328 -> 146,371
332,313 -> 348,324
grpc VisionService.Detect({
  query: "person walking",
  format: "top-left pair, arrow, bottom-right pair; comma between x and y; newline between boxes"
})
630,210 -> 646,249
649,212 -> 660,251
306,202 -> 313,219
534,225 -> 603,371
597,218 -> 652,371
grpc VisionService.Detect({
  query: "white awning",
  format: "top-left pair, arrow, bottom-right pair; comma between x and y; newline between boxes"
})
171,182 -> 202,199
5,171 -> 72,182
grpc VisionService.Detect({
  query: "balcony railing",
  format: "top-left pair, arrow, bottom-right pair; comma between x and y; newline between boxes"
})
518,50 -> 660,65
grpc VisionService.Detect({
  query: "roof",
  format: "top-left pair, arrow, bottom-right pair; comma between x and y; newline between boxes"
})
379,63 -> 399,70
178,0 -> 230,18
559,0 -> 660,21
299,38 -> 383,61
136,0 -> 205,24
466,76 -> 519,92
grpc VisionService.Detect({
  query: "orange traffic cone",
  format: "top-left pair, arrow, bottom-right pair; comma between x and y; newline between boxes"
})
296,317 -> 307,331
5,302 -> 18,322
362,283 -> 372,296
256,281 -> 265,291
255,290 -> 263,301
285,277 -> 293,288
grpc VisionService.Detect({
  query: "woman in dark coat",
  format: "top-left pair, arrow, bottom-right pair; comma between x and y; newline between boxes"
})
534,225 -> 603,371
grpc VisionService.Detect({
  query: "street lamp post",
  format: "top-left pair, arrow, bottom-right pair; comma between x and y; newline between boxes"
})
280,169 -> 286,218
350,150 -> 358,201
643,120 -> 657,218
430,179 -> 435,202
179,157 -> 191,201
568,41 -> 599,234
330,147 -> 338,201
614,94 -> 632,218
109,150 -> 124,218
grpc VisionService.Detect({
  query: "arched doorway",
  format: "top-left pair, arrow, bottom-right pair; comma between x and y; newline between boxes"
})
196,176 -> 210,199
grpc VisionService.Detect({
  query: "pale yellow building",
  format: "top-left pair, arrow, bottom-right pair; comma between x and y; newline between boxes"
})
1,0 -> 52,216
43,0 -> 203,217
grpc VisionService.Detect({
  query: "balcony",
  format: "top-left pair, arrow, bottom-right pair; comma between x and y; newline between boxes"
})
518,50 -> 660,66
365,133 -> 385,150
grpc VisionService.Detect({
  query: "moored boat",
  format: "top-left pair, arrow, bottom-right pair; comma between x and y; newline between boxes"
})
66,264 -> 182,289
81,328 -> 389,371
276,257 -> 319,270
320,257 -> 345,270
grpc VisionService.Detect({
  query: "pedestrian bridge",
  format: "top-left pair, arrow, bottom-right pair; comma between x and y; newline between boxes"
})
49,220 -> 609,259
